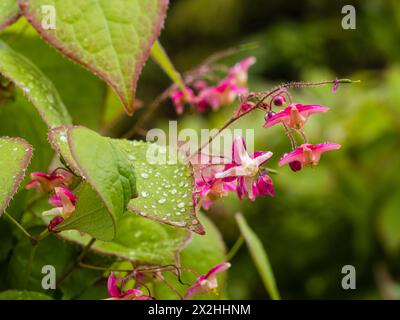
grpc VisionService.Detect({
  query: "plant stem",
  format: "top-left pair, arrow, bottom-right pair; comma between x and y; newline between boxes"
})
33,228 -> 50,242
226,235 -> 244,261
57,238 -> 96,285
192,79 -> 359,157
122,88 -> 171,139
3,211 -> 35,242
78,262 -> 132,273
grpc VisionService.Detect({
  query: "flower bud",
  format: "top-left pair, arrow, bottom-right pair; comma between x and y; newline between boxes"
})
273,95 -> 286,106
289,161 -> 302,172
48,216 -> 64,233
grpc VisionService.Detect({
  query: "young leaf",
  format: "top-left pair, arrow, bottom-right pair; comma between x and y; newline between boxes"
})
0,137 -> 32,216
0,0 -> 20,31
151,40 -> 186,91
0,290 -> 52,300
48,126 -> 137,241
236,213 -> 281,300
116,140 -> 204,234
0,40 -> 71,128
20,0 -> 169,115
153,214 -> 227,299
60,213 -> 190,266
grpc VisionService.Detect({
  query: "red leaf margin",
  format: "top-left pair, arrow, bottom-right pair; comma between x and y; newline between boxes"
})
19,0 -> 169,116
0,137 -> 33,215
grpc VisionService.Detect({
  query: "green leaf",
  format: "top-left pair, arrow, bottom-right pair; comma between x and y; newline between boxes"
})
8,233 -> 76,292
0,290 -> 53,300
151,40 -> 186,91
60,213 -> 190,265
0,0 -> 20,31
154,214 -> 227,300
48,126 -> 137,241
0,137 -> 32,216
2,28 -> 107,130
116,140 -> 204,234
49,126 -> 203,237
20,0 -> 169,115
236,213 -> 281,300
0,40 -> 71,128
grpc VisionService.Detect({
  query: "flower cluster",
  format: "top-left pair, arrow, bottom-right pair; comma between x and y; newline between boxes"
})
170,57 -> 255,114
193,78 -> 345,209
26,169 -> 76,231
106,262 -> 230,300
193,136 -> 275,209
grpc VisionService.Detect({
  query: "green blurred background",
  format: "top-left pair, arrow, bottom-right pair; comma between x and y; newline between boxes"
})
158,0 -> 400,300
1,0 -> 400,299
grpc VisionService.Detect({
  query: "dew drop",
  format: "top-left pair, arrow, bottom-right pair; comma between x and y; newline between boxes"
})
177,202 -> 185,208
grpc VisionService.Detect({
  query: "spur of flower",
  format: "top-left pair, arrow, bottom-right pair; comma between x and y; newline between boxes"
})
26,170 -> 73,193
215,136 -> 274,201
279,142 -> 341,169
263,103 -> 329,130
184,262 -> 231,299
107,273 -> 153,300
43,186 -> 77,220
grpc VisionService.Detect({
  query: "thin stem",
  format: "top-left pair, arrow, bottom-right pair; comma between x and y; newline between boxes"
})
192,79 -> 359,157
78,262 -> 132,273
33,228 -> 50,242
57,238 -> 96,285
3,212 -> 35,242
298,130 -> 308,144
226,235 -> 244,261
122,88 -> 171,139
155,273 -> 184,300
283,123 -> 297,150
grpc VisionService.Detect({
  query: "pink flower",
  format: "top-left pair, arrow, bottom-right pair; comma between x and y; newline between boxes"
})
47,216 -> 64,233
228,57 -> 256,86
279,142 -> 341,168
179,57 -> 256,113
26,170 -> 73,193
263,103 -> 329,130
253,173 -> 275,198
195,178 -> 236,210
193,163 -> 236,209
215,136 -> 273,200
43,187 -> 77,219
170,87 -> 195,114
107,273 -> 153,300
197,57 -> 255,111
184,262 -> 231,299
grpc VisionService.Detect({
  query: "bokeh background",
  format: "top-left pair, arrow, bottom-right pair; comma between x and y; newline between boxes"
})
1,0 -> 400,299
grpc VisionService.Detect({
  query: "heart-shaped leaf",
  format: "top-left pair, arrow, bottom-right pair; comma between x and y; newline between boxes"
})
0,137 -> 32,215
116,140 -> 204,234
60,213 -> 190,266
20,0 -> 169,115
48,126 -> 137,241
0,0 -> 20,31
0,40 -> 71,128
